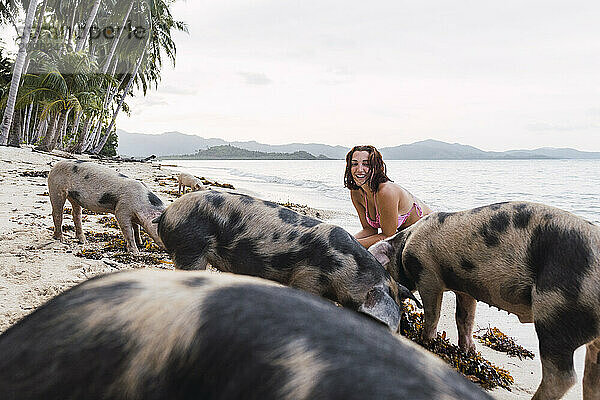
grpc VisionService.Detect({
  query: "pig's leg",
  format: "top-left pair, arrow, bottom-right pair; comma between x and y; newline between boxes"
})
133,224 -> 143,249
69,199 -> 85,243
178,182 -> 182,195
583,337 -> 600,400
533,333 -> 576,400
115,210 -> 139,255
419,283 -> 444,343
49,190 -> 67,241
455,292 -> 477,353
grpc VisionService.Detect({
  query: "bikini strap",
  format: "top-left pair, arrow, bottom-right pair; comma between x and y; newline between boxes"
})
414,202 -> 423,217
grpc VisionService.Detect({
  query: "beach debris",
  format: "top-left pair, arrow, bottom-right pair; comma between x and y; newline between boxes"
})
163,189 -> 181,197
201,179 -> 234,189
401,304 -> 514,390
474,327 -> 535,360
64,207 -> 101,215
76,227 -> 171,266
98,216 -> 120,230
20,170 -> 49,178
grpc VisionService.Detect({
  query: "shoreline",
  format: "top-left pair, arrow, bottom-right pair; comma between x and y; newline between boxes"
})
0,146 -> 584,399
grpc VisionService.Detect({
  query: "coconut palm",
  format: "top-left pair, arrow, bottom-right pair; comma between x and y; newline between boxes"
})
0,0 -> 39,146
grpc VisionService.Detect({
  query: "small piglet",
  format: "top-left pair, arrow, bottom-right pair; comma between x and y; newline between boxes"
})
0,270 -> 491,400
156,190 -> 420,331
177,172 -> 205,195
369,201 -> 600,400
48,160 -> 165,254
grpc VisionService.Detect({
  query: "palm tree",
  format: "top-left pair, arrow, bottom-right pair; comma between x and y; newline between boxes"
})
0,0 -> 39,146
92,0 -> 187,154
18,50 -> 104,151
75,0 -> 101,52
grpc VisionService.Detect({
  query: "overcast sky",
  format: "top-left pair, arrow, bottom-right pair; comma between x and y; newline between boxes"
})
115,1 -> 597,151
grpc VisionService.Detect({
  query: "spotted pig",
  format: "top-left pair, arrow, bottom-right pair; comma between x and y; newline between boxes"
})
48,160 -> 165,254
156,190 -> 420,331
369,201 -> 600,400
0,270 -> 491,400
177,172 -> 205,195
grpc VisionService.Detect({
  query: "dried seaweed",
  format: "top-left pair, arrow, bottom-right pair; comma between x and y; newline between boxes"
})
98,216 -> 120,229
474,327 -> 535,360
63,207 -> 102,215
20,170 -> 49,178
401,304 -> 514,390
76,226 -> 171,267
163,189 -> 180,197
201,179 -> 234,189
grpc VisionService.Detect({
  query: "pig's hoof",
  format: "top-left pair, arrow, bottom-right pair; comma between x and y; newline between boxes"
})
459,341 -> 476,355
76,235 -> 86,244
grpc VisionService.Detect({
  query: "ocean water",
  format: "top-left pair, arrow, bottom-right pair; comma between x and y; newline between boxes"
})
167,159 -> 600,231
166,159 -> 600,398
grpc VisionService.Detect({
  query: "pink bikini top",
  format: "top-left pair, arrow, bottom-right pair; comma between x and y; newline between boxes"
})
364,192 -> 423,229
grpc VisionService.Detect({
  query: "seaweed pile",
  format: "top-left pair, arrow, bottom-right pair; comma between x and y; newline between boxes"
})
20,170 -> 49,178
75,217 -> 171,266
98,216 -> 120,229
63,207 -> 102,215
401,304 -> 514,390
474,327 -> 535,360
201,179 -> 234,189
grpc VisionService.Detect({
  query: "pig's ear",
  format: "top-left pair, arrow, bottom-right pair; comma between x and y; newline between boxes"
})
368,241 -> 393,266
359,287 -> 401,332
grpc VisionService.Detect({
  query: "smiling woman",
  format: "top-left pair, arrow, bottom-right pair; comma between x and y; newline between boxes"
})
344,145 -> 432,248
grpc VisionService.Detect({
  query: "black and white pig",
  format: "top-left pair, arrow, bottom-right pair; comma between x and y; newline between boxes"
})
156,190 -> 420,331
369,201 -> 600,400
48,160 -> 165,254
0,270 -> 491,400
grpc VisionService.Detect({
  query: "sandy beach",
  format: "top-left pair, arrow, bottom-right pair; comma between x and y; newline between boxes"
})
0,146 -> 584,399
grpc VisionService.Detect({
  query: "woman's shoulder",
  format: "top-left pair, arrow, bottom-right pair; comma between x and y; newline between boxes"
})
376,181 -> 404,197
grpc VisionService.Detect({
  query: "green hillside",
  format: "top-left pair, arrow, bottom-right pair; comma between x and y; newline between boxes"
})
161,145 -> 332,160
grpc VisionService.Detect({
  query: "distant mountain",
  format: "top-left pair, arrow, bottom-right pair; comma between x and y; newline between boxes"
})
161,145 -> 332,160
380,139 -> 600,159
380,140 -> 490,159
117,130 -> 600,159
117,130 -> 344,158
117,130 -> 227,157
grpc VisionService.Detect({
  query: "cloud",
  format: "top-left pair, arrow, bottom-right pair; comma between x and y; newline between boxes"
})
238,72 -> 272,85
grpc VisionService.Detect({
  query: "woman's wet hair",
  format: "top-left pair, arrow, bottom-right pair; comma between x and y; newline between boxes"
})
344,145 -> 391,193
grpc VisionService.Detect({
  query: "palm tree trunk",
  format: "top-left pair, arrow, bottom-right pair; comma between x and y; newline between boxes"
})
0,0 -> 39,145
92,52 -> 144,154
81,114 -> 99,152
67,0 -> 79,51
35,113 -> 58,152
70,109 -> 81,140
73,114 -> 93,153
24,103 -> 34,144
23,0 -> 47,75
32,109 -> 45,145
75,0 -> 102,52
102,1 -> 134,74
7,109 -> 23,147
58,108 -> 72,149
48,110 -> 68,151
